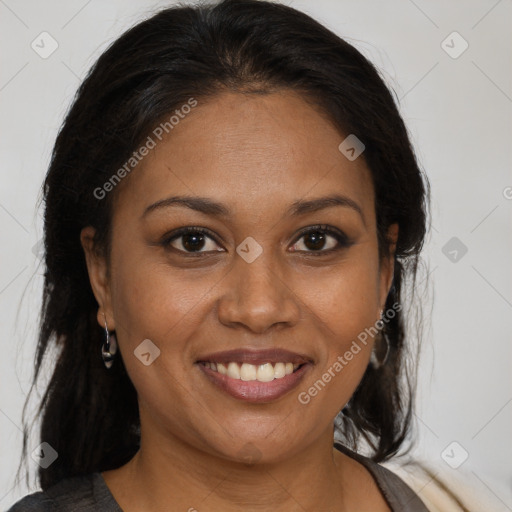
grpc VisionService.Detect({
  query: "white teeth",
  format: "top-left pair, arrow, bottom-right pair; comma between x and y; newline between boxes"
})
227,362 -> 241,379
273,362 -> 286,379
240,363 -> 257,381
204,361 -> 303,382
256,363 -> 275,382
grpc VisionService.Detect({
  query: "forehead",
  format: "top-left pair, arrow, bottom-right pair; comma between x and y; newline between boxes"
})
114,90 -> 375,224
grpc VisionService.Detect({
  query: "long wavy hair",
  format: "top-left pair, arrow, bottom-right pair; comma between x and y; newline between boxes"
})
18,0 -> 431,491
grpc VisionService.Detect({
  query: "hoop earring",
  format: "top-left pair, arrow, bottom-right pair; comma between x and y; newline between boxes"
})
102,312 -> 117,369
370,310 -> 390,370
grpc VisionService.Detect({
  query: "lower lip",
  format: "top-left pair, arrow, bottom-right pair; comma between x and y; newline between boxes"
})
197,363 -> 311,403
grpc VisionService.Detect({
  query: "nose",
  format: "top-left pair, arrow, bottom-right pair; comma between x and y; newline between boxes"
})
217,250 -> 301,334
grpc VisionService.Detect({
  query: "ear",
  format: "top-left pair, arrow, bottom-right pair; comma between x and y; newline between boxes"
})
80,226 -> 115,330
378,223 -> 399,312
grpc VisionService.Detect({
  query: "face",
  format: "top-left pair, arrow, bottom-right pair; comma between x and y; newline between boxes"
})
82,90 -> 397,464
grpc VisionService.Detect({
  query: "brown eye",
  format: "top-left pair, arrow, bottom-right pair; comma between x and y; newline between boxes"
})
290,225 -> 352,254
181,232 -> 206,252
162,227 -> 224,254
303,231 -> 327,251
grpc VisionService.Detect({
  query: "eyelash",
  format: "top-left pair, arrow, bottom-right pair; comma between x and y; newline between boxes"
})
160,224 -> 353,257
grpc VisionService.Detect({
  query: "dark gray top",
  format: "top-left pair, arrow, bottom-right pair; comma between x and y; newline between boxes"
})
7,443 -> 428,511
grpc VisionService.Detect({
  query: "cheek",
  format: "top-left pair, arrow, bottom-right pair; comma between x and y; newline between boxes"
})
308,255 -> 381,341
111,245 -> 210,328
108,257 -> 210,417
109,250 -> 220,371
296,255 -> 381,412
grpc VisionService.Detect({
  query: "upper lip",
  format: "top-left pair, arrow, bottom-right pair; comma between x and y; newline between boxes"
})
195,348 -> 314,366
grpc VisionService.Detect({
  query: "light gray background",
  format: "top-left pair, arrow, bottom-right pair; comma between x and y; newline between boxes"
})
1,0 -> 511,509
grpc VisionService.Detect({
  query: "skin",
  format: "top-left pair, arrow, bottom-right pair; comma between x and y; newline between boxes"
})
81,90 -> 398,511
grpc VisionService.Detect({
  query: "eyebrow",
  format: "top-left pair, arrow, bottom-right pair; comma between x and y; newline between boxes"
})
141,194 -> 365,225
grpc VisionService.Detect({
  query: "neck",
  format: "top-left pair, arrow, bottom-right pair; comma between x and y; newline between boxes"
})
105,421 -> 350,511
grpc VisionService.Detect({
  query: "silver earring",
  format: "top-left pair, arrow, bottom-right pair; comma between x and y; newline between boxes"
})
102,313 -> 117,369
370,310 -> 390,370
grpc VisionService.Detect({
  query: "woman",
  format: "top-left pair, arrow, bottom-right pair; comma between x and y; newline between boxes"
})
9,0 -> 439,510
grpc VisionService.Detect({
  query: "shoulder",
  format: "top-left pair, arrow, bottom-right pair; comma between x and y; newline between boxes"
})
334,442 -> 429,512
6,473 -> 104,512
6,491 -> 53,511
361,459 -> 428,511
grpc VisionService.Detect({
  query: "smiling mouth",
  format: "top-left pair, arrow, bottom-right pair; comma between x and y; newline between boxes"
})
195,357 -> 312,403
197,361 -> 304,382
194,348 -> 313,402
